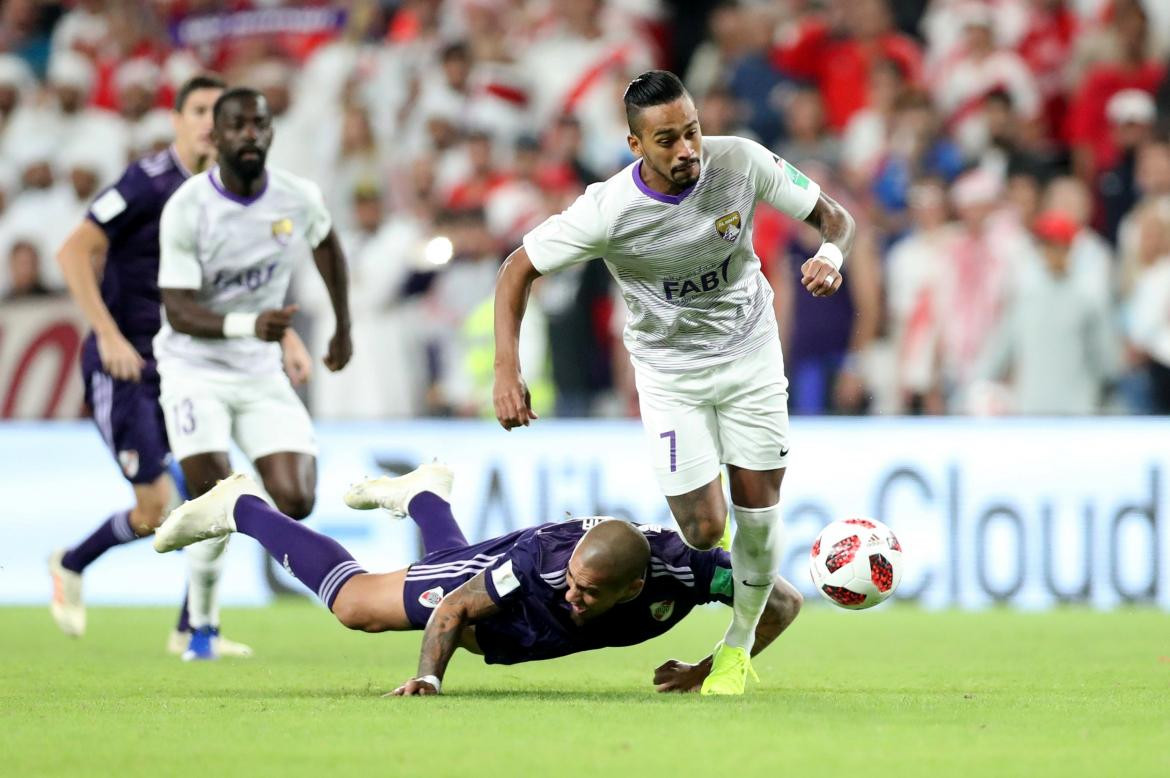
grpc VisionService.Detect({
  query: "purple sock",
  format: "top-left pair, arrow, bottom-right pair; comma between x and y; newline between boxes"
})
61,510 -> 137,573
232,495 -> 365,608
407,492 -> 468,554
175,590 -> 191,633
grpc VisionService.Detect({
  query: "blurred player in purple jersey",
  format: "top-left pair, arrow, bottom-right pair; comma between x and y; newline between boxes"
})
49,75 -> 313,659
152,463 -> 803,695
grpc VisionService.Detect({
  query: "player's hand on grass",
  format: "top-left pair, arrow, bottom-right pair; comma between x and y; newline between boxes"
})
800,256 -> 842,298
493,368 -> 538,430
388,678 -> 440,696
323,328 -> 352,372
96,330 -> 145,382
255,304 -> 298,342
281,332 -> 313,386
653,657 -> 712,693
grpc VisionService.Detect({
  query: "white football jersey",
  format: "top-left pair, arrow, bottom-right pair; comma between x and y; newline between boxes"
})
155,165 -> 331,375
523,136 -> 821,372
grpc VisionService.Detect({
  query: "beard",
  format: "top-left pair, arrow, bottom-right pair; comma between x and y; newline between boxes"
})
230,149 -> 267,179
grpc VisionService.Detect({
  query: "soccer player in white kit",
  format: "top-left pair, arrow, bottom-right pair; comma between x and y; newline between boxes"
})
493,71 -> 855,695
156,87 -> 352,659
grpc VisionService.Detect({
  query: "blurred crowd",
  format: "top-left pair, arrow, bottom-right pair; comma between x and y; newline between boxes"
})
3,0 -> 1170,418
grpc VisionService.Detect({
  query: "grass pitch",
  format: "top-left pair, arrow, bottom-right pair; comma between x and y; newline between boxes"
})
1,603 -> 1166,777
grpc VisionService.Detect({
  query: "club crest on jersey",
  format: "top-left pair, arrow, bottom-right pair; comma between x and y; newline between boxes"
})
271,218 -> 294,246
419,586 -> 445,609
649,600 -> 675,621
117,450 -> 139,479
714,211 -> 741,243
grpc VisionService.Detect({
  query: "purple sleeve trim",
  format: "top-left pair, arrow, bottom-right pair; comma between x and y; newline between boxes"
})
631,160 -> 696,205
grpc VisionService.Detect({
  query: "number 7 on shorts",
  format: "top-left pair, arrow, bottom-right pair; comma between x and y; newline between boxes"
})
659,429 -> 677,473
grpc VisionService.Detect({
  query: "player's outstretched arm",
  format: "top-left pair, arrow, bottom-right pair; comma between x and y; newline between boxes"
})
161,288 -> 298,342
392,571 -> 501,696
310,229 -> 352,372
653,576 -> 802,693
800,191 -> 856,298
57,220 -> 145,381
492,246 -> 543,430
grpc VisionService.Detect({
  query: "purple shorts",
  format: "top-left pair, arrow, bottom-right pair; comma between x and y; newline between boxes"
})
81,336 -> 171,485
400,544 -> 486,628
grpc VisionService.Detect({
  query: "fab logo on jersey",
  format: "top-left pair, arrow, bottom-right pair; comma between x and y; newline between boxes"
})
663,255 -> 733,300
271,218 -> 294,246
714,211 -> 741,243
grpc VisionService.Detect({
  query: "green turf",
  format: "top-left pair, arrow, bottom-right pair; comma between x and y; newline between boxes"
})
2,603 -> 1167,777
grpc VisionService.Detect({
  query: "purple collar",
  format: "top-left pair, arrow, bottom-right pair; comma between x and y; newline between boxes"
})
631,160 -> 696,205
169,145 -> 193,179
209,166 -> 268,205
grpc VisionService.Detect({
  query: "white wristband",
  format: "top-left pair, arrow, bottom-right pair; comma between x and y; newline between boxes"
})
815,241 -> 844,271
416,674 -> 441,693
222,312 -> 258,338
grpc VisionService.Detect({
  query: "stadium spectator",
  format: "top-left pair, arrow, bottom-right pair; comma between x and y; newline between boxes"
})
3,238 -> 52,300
1118,137 -> 1170,294
1125,197 -> 1170,412
772,0 -> 923,132
776,83 -> 840,169
885,177 -> 960,414
1068,0 -> 1164,181
1039,176 -> 1114,308
977,211 -> 1117,414
1097,88 -> 1158,242
928,4 -> 1041,159
841,57 -> 910,188
936,169 -> 1024,410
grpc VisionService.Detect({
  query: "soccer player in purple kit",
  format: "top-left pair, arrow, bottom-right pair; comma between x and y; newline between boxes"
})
151,463 -> 803,695
48,75 -> 311,658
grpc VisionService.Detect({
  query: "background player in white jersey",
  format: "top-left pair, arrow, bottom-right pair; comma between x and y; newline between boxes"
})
156,87 -> 352,659
493,71 -> 855,695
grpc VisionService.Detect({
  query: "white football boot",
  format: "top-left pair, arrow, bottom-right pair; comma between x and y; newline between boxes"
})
153,473 -> 262,553
48,550 -> 86,637
343,462 -> 454,518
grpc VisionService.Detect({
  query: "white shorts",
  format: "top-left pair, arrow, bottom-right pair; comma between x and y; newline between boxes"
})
159,367 -> 317,463
634,336 -> 790,496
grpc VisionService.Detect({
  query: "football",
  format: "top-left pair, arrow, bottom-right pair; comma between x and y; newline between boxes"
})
809,518 -> 903,610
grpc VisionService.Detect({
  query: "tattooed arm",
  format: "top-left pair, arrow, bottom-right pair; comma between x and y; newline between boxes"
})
391,571 -> 501,696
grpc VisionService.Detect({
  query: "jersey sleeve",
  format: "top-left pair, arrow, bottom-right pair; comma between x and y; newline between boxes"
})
157,188 -> 202,290
742,138 -> 821,221
86,166 -> 150,247
688,546 -> 735,606
482,538 -> 541,606
521,184 -> 608,274
302,179 -> 333,249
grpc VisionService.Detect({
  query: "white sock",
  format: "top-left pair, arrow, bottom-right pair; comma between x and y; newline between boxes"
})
723,503 -> 784,652
186,535 -> 229,630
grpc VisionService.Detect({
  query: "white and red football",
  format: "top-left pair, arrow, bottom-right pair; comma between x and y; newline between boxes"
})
809,518 -> 903,610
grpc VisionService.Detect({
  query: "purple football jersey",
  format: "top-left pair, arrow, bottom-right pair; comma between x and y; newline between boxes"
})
402,518 -> 734,665
86,147 -> 190,357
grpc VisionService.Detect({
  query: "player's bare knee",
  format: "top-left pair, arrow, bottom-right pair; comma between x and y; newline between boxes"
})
680,516 -> 724,550
272,490 -> 315,520
331,597 -> 375,632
